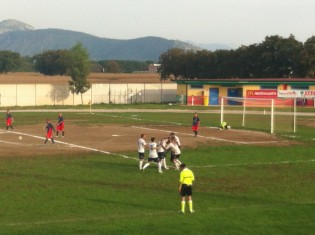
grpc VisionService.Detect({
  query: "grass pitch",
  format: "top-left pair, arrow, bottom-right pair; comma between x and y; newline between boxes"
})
0,108 -> 314,234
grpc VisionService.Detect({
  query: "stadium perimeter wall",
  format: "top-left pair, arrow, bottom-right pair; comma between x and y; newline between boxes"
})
0,83 -> 177,107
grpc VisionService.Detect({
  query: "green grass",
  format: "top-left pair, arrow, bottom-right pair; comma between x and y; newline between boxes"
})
0,109 -> 315,234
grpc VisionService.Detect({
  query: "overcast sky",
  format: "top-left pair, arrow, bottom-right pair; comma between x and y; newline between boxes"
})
1,0 -> 314,48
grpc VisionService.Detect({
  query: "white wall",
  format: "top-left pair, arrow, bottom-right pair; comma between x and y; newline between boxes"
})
0,83 -> 176,107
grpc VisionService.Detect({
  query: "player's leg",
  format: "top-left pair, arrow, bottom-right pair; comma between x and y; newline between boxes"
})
157,158 -> 162,173
188,194 -> 194,213
142,160 -> 150,170
139,153 -> 144,170
162,158 -> 169,169
180,196 -> 186,213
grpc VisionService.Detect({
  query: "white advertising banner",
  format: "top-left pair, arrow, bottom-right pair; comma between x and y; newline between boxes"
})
277,90 -> 315,98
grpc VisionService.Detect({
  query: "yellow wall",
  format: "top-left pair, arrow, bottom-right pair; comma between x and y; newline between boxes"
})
177,84 -> 187,96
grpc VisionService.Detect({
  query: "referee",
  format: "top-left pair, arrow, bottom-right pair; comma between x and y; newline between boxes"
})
178,163 -> 195,213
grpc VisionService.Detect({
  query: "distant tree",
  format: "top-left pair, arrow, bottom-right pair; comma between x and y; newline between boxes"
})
301,36 -> 315,78
256,35 -> 304,78
0,50 -> 21,73
90,61 -> 104,73
105,60 -> 121,73
158,48 -> 186,80
67,43 -> 91,104
98,60 -> 151,73
19,56 -> 36,72
34,50 -> 68,76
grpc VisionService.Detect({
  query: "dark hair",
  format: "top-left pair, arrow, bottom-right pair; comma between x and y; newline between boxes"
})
180,163 -> 186,169
151,137 -> 155,142
141,133 -> 145,138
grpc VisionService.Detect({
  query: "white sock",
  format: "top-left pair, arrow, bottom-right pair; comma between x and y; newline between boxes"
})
143,163 -> 150,170
139,161 -> 143,170
163,159 -> 168,168
158,162 -> 162,172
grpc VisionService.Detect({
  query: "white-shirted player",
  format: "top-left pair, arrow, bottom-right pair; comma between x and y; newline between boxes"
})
170,132 -> 181,148
142,137 -> 162,173
137,133 -> 147,171
157,137 -> 169,170
163,138 -> 182,170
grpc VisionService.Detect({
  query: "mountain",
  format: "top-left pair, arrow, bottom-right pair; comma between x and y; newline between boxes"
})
0,19 -> 200,61
0,19 -> 34,34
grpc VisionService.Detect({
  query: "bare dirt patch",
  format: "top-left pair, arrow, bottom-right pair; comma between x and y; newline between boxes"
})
0,122 -> 291,158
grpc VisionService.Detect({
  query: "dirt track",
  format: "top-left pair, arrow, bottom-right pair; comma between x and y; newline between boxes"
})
0,122 -> 290,158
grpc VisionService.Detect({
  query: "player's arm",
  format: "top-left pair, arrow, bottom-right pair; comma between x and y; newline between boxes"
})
178,184 -> 182,193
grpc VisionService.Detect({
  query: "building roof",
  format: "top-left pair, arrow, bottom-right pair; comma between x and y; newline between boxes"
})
172,78 -> 315,86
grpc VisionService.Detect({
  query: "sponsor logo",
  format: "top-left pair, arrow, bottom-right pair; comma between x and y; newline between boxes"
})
277,90 -> 315,98
246,90 -> 277,98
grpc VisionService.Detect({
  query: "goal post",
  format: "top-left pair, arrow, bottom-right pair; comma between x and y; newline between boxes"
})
220,96 -> 295,134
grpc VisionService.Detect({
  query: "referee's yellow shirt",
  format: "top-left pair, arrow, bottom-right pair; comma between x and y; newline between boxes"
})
179,168 -> 195,185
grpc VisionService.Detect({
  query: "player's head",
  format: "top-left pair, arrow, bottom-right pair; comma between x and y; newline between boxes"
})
59,113 -> 62,116
151,137 -> 155,142
46,119 -> 50,123
170,132 -> 175,137
180,163 -> 186,170
194,112 -> 198,117
140,133 -> 145,138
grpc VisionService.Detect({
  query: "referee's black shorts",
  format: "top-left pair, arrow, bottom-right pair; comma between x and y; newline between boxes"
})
180,184 -> 192,196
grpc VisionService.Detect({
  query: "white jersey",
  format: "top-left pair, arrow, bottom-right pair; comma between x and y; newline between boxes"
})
165,142 -> 181,155
149,142 -> 158,158
137,138 -> 146,153
157,139 -> 168,153
173,135 -> 181,147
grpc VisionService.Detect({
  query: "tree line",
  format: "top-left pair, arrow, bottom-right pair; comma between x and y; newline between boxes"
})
158,35 -> 315,80
0,50 -> 153,74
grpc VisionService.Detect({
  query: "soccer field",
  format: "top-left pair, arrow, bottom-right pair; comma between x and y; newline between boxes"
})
0,109 -> 314,234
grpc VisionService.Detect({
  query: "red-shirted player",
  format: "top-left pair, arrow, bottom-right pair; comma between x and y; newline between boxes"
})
44,119 -> 55,144
56,113 -> 64,137
6,110 -> 14,130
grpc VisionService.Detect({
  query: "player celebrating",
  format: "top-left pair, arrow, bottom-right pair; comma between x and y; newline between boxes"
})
178,163 -> 195,214
56,113 -> 65,137
170,132 -> 181,164
157,137 -> 169,170
170,132 -> 181,148
5,110 -> 14,130
163,138 -> 182,170
137,133 -> 147,171
44,119 -> 55,144
192,112 -> 200,137
142,137 -> 162,173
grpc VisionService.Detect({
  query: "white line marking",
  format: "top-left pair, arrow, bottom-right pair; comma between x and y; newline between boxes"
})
90,113 -> 183,126
191,159 -> 315,168
2,130 -> 312,170
3,130 -> 132,160
132,126 -> 278,145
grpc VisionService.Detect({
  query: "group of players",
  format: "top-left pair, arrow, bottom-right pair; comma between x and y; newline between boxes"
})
137,112 -> 200,173
5,110 -> 65,144
137,132 -> 182,173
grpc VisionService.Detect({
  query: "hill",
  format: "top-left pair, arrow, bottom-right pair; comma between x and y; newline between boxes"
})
0,19 -> 200,61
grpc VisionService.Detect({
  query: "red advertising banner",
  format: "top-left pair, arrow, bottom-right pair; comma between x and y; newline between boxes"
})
246,90 -> 277,98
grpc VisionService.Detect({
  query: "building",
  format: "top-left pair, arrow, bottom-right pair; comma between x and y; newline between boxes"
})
174,78 -> 315,106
